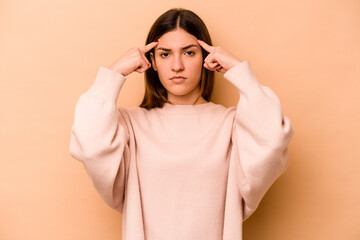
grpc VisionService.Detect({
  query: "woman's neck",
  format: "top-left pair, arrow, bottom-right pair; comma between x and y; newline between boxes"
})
167,93 -> 208,105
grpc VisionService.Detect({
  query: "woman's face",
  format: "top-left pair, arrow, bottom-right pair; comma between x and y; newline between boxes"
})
150,28 -> 204,104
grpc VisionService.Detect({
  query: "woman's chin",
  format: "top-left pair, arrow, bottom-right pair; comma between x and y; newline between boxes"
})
167,88 -> 197,98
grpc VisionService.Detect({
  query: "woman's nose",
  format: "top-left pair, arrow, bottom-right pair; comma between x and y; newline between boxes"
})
171,55 -> 184,72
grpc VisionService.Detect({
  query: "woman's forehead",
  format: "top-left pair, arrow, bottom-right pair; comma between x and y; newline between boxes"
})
156,29 -> 198,48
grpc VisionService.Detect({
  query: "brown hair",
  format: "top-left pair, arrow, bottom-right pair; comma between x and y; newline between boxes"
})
140,8 -> 214,109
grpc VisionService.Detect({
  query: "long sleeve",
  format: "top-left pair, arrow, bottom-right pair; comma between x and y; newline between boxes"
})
69,67 -> 130,212
224,61 -> 295,220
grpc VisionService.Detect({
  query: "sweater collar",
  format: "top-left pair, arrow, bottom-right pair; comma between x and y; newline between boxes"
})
159,101 -> 215,114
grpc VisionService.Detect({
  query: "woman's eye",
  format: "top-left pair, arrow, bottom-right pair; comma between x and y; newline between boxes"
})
160,52 -> 169,58
185,51 -> 195,56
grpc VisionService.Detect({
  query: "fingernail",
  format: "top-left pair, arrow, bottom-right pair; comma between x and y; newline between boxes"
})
197,39 -> 202,41
153,40 -> 158,43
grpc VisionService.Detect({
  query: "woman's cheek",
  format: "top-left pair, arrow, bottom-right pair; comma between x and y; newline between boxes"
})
191,56 -> 204,73
155,60 -> 168,76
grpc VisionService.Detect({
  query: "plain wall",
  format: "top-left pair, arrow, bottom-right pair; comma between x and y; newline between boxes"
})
1,0 -> 359,239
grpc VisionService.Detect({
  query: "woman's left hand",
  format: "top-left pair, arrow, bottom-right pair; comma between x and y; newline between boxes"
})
197,39 -> 242,73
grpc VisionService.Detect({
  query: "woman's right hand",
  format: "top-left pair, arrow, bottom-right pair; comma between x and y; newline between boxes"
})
108,41 -> 158,76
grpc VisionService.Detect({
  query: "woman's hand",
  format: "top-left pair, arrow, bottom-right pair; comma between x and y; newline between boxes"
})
197,39 -> 242,73
108,41 -> 158,76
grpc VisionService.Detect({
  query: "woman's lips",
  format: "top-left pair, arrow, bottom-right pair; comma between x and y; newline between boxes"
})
170,76 -> 187,83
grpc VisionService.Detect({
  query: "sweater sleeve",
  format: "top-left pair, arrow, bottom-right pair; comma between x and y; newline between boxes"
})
223,61 -> 295,221
69,66 -> 130,213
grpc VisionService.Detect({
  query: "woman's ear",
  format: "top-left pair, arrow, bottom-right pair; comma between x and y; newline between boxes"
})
150,52 -> 157,71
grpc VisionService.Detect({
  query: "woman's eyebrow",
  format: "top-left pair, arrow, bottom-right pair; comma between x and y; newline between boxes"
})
182,44 -> 199,50
157,44 -> 199,52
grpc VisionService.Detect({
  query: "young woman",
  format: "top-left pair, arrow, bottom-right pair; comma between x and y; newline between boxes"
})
70,8 -> 294,240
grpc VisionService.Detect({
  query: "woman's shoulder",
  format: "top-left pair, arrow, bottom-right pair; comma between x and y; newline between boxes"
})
118,105 -> 147,117
210,102 -> 237,121
210,102 -> 236,112
118,105 -> 161,123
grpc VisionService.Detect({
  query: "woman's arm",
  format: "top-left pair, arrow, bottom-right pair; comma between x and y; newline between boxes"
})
69,41 -> 158,212
69,67 -> 130,212
224,61 -> 294,220
197,40 -> 294,220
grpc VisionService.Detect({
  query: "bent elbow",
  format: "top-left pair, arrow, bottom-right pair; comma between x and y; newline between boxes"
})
269,114 -> 295,151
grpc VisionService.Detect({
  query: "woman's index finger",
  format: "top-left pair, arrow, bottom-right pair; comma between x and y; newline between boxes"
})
140,41 -> 159,53
197,39 -> 214,52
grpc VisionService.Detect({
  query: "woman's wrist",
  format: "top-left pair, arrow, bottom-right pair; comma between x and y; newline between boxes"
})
108,64 -> 125,76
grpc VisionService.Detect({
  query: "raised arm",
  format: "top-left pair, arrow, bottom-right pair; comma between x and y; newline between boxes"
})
198,39 -> 295,220
69,67 -> 129,212
224,61 -> 294,220
69,41 -> 158,212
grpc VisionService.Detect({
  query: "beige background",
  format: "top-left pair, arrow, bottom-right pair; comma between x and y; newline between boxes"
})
1,0 -> 359,239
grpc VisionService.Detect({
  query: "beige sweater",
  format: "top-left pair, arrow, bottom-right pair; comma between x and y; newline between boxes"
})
69,61 -> 294,240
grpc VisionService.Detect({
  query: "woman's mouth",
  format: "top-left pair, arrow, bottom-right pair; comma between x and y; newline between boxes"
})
170,76 -> 187,83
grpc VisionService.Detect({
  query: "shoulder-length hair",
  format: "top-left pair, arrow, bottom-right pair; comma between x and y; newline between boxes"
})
140,8 -> 214,109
